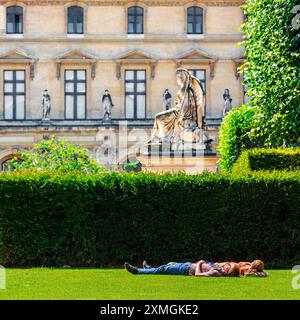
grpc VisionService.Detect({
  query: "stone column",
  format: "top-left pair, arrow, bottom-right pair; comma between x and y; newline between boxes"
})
0,6 -> 5,35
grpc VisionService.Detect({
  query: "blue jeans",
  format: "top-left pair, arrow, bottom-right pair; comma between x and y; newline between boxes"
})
136,262 -> 192,275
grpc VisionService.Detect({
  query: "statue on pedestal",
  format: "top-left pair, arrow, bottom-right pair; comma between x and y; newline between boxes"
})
102,89 -> 114,121
222,89 -> 232,117
42,89 -> 51,120
146,68 -> 206,148
162,89 -> 172,110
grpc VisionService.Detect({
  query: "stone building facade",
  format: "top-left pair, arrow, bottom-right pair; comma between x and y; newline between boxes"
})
0,0 -> 245,172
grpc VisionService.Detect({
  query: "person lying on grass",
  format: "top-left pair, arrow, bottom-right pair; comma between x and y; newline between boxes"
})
124,260 -> 240,277
237,260 -> 269,277
124,259 -> 268,277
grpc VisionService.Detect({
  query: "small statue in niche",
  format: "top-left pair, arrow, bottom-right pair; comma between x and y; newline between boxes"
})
42,89 -> 51,120
162,89 -> 172,110
102,89 -> 114,121
222,89 -> 232,117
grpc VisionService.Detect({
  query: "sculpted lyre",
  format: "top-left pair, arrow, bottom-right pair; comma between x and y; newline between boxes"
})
147,68 -> 205,146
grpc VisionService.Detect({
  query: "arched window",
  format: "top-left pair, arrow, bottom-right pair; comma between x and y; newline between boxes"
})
128,6 -> 144,34
67,6 -> 84,34
187,6 -> 203,34
6,6 -> 23,34
1,158 -> 14,171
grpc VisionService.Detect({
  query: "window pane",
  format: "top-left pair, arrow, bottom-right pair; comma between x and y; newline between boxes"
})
65,70 -> 74,80
136,7 -> 143,15
137,95 -> 146,118
125,95 -> 134,119
136,15 -> 143,24
65,82 -> 74,93
76,22 -> 83,33
125,71 -> 134,80
76,96 -> 86,119
187,8 -> 194,15
201,81 -> 205,91
128,15 -> 135,23
188,15 -> 194,23
7,22 -> 14,33
4,83 -> 13,93
196,70 -> 205,80
195,7 -> 202,15
4,71 -> 13,80
16,95 -> 25,119
195,23 -> 202,34
68,23 -> 74,33
16,83 -> 25,93
77,82 -> 85,93
16,71 -> 24,80
187,23 -> 193,33
128,23 -> 134,33
136,23 -> 143,33
4,96 -> 13,119
137,71 -> 145,80
65,95 -> 74,119
125,82 -> 134,93
15,7 -> 23,14
128,7 -> 135,14
77,70 -> 86,80
137,83 -> 145,93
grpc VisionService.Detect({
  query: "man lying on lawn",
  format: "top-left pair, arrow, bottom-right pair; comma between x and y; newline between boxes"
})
124,259 -> 268,277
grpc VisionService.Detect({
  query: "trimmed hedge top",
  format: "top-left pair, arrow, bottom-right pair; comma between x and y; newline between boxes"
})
232,148 -> 300,174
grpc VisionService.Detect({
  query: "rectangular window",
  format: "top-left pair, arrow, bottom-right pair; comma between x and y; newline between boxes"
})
67,6 -> 84,34
3,70 -> 25,120
189,69 -> 206,115
6,6 -> 23,34
189,69 -> 206,92
125,70 -> 146,119
187,7 -> 203,34
128,7 -> 144,34
64,70 -> 86,119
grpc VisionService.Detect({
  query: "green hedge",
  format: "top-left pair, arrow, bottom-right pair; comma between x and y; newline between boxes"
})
217,106 -> 261,172
0,170 -> 299,269
232,148 -> 300,174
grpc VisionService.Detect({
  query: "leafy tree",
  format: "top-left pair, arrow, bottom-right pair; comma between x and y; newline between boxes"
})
241,0 -> 300,147
9,137 -> 103,173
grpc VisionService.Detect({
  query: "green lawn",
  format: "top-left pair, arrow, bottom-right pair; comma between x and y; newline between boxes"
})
0,269 -> 298,300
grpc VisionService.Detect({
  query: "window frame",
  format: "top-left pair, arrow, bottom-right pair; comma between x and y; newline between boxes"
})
188,69 -> 206,115
64,69 -> 87,120
3,70 -> 26,120
6,6 -> 23,34
127,6 -> 144,34
187,6 -> 203,34
124,69 -> 147,119
67,6 -> 84,34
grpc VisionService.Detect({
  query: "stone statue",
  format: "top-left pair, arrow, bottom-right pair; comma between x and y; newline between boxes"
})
42,89 -> 51,120
146,68 -> 205,146
222,89 -> 232,116
102,89 -> 114,121
162,89 -> 172,110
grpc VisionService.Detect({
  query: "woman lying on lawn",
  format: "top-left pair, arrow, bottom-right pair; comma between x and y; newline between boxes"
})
124,259 -> 268,277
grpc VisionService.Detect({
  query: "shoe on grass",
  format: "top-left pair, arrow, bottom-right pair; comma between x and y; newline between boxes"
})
143,260 -> 152,269
124,262 -> 138,274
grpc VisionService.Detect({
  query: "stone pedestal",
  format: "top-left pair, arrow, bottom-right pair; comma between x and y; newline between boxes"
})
137,147 -> 219,174
40,119 -> 52,126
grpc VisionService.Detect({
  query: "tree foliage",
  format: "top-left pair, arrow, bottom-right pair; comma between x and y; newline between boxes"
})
241,0 -> 300,147
9,137 -> 102,173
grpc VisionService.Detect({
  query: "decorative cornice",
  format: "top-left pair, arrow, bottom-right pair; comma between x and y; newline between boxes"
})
0,49 -> 38,79
55,49 -> 99,79
0,1 -> 244,6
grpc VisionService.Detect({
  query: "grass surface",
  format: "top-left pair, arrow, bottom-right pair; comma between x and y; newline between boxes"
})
0,269 -> 298,300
